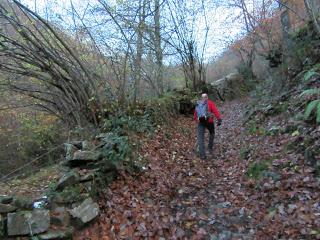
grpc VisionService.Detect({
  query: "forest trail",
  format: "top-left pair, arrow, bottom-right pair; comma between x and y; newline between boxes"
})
74,98 -> 320,239
74,98 -> 253,239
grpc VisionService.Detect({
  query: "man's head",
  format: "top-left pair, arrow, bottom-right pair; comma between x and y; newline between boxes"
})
201,93 -> 208,101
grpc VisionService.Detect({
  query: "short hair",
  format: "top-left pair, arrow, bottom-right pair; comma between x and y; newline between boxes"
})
201,93 -> 208,98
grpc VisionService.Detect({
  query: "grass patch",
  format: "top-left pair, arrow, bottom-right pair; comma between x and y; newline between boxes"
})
247,121 -> 267,136
247,160 -> 271,179
240,147 -> 251,160
0,165 -> 60,198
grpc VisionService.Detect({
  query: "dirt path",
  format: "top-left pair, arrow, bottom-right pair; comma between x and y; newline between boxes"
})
73,99 -> 252,239
74,98 -> 320,239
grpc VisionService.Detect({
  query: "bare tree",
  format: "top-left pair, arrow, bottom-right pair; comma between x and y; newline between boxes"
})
96,0 -> 171,99
0,0 -> 103,127
133,0 -> 147,103
153,0 -> 164,95
165,0 -> 210,91
226,0 -> 283,77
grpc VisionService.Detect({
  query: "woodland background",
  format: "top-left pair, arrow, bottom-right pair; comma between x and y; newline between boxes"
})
0,0 -> 319,182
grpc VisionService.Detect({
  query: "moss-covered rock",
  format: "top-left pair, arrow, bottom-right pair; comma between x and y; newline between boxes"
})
12,197 -> 33,210
38,227 -> 74,240
64,143 -> 78,161
55,170 -> 79,191
69,198 -> 99,229
209,72 -> 246,101
50,185 -> 84,205
0,196 -> 13,205
7,210 -> 50,236
50,206 -> 70,227
0,203 -> 17,214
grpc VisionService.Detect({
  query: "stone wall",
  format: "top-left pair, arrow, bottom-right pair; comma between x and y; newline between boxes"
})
0,134 -> 120,239
209,72 -> 245,101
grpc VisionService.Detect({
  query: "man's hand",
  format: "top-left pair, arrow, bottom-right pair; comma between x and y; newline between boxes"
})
217,119 -> 222,126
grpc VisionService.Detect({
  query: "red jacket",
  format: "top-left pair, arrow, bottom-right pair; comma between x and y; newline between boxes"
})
194,100 -> 221,123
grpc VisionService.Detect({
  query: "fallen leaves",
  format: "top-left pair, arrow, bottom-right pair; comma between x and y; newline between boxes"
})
73,99 -> 320,239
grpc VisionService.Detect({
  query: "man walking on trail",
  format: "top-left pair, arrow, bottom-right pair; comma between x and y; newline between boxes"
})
194,93 -> 222,160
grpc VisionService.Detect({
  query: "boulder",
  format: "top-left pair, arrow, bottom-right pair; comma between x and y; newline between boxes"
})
64,143 -> 78,161
0,195 -> 13,204
50,206 -> 70,227
210,72 -> 244,100
55,171 -> 79,191
38,227 -> 73,240
64,150 -> 101,167
50,186 -> 82,205
69,141 -> 83,149
12,197 -> 33,210
82,182 -> 93,192
58,161 -> 71,173
7,210 -> 50,236
72,150 -> 101,162
89,161 -> 117,173
69,198 -> 99,228
50,195 -> 70,205
0,203 -> 17,214
52,187 -> 90,205
79,173 -> 95,182
82,140 -> 95,151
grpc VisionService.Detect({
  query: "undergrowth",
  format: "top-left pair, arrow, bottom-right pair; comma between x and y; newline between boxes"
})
95,91 -> 196,174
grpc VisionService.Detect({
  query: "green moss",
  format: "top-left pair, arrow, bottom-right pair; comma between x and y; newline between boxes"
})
46,182 -> 85,204
58,185 -> 83,203
12,196 -> 33,210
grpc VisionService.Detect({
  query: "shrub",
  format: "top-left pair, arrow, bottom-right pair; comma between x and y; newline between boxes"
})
100,132 -> 132,165
19,114 -> 64,158
97,91 -> 197,178
300,69 -> 320,124
0,111 -> 65,177
304,99 -> 320,123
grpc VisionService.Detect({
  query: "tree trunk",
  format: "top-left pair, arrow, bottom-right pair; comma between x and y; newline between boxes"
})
133,0 -> 146,103
154,0 -> 163,96
304,0 -> 320,35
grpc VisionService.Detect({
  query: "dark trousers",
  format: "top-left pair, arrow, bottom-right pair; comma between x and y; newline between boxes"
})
197,122 -> 215,158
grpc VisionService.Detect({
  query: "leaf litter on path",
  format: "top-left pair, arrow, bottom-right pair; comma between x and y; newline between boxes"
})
74,98 -> 320,239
